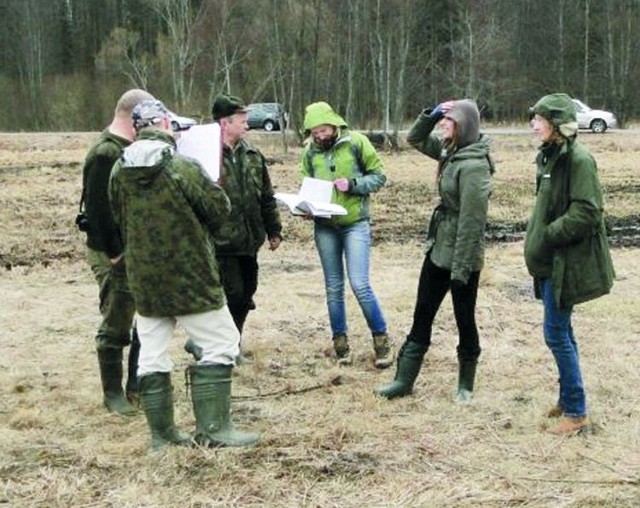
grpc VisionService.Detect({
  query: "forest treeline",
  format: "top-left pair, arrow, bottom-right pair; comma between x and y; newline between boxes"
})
0,0 -> 638,133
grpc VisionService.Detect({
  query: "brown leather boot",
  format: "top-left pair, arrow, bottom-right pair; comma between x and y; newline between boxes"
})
545,416 -> 588,435
372,333 -> 394,369
333,335 -> 352,366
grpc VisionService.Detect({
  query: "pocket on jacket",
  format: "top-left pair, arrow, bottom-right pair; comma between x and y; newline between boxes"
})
561,231 -> 614,306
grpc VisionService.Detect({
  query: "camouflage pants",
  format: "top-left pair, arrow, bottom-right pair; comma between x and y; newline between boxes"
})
217,255 -> 258,334
87,249 -> 136,351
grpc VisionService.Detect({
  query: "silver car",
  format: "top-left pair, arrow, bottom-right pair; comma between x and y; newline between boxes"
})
572,99 -> 617,133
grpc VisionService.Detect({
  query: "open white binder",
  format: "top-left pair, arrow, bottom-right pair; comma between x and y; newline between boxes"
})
274,177 -> 347,218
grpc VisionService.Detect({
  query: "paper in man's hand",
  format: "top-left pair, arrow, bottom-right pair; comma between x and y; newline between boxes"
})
176,123 -> 222,182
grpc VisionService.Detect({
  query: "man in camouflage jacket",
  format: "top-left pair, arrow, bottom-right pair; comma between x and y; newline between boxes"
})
109,99 -> 259,450
80,88 -> 154,416
211,94 -> 282,355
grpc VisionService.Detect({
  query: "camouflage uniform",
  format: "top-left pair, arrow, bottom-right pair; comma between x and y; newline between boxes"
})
82,130 -> 137,350
81,130 -> 139,413
214,139 -> 282,333
109,129 -> 231,318
110,108 -> 260,449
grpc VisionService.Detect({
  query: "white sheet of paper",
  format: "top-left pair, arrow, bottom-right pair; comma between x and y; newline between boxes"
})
176,123 -> 221,182
298,177 -> 334,202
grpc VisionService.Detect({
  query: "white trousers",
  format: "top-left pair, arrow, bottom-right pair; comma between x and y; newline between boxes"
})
136,306 -> 240,377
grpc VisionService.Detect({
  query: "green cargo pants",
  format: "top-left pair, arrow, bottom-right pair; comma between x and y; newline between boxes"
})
87,249 -> 136,350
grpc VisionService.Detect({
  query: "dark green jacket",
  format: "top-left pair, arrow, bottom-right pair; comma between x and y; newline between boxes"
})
407,111 -> 493,284
82,130 -> 130,258
524,139 -> 614,307
109,130 -> 231,317
214,139 -> 282,256
301,130 -> 386,227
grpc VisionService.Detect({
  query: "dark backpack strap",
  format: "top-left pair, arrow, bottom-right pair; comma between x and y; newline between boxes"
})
305,147 -> 315,177
350,140 -> 365,174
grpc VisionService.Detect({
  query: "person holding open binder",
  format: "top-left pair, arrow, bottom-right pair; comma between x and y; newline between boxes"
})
301,101 -> 393,368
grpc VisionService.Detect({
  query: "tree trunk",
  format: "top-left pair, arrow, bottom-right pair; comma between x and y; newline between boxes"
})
582,0 -> 590,102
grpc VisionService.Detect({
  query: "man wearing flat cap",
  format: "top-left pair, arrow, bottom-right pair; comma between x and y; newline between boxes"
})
210,93 -> 283,363
109,98 -> 260,450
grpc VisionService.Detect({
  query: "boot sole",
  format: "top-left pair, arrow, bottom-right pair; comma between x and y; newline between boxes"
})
374,357 -> 394,369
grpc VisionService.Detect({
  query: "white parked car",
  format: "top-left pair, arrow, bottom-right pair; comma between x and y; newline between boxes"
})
572,99 -> 617,133
168,111 -> 197,131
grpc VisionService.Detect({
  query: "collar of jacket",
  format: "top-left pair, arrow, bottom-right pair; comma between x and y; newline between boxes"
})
103,128 -> 132,147
538,138 -> 571,166
223,138 -> 258,156
137,129 -> 177,148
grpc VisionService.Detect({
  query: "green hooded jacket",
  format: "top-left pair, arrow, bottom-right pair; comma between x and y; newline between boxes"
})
214,139 -> 282,256
407,102 -> 494,284
301,102 -> 386,227
524,94 -> 614,307
109,129 -> 231,317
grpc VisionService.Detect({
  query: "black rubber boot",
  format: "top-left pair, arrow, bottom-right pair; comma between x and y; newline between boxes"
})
139,372 -> 191,451
125,327 -> 140,406
374,340 -> 428,399
97,348 -> 137,416
454,360 -> 477,404
188,364 -> 259,447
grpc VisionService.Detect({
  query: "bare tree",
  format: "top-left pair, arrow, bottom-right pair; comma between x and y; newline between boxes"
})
558,0 -> 566,89
604,0 -> 638,125
582,0 -> 591,102
11,1 -> 47,127
145,0 -> 208,109
95,28 -> 151,89
345,0 -> 362,124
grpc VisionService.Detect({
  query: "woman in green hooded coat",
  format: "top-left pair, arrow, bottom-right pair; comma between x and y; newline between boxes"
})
525,93 -> 614,435
376,99 -> 494,403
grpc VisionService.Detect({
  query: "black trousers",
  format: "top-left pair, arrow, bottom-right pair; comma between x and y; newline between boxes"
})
217,255 -> 259,334
408,256 -> 481,362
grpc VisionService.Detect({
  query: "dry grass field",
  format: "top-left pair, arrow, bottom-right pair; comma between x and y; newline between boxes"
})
1,129 -> 639,507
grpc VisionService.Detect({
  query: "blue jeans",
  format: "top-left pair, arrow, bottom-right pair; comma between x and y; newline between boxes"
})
540,278 -> 586,418
314,220 -> 387,337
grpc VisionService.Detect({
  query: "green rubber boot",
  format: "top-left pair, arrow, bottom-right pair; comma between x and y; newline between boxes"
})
188,364 -> 260,447
374,340 -> 428,399
139,372 -> 191,451
97,348 -> 137,416
454,360 -> 477,404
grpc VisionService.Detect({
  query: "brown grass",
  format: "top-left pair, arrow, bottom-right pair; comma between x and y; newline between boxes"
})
1,130 -> 639,507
